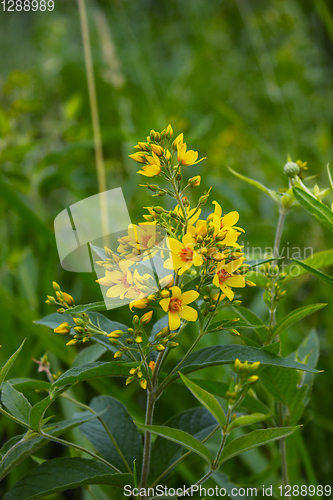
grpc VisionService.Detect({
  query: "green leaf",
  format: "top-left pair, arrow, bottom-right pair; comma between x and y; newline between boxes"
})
29,396 -> 52,431
292,259 -> 333,286
296,330 -> 320,390
136,423 -> 212,463
191,379 -> 269,414
34,312 -> 74,329
218,427 -> 299,465
284,249 -> 333,283
1,383 -> 31,424
179,373 -> 226,427
0,413 -> 107,482
0,339 -> 26,388
293,187 -> 333,233
232,306 -> 266,341
228,168 -> 280,202
66,299 -> 126,314
163,345 -> 318,389
5,378 -> 51,392
79,396 -> 142,474
71,344 -> 108,368
2,458 -> 133,500
51,361 -> 139,390
272,303 -> 326,338
228,413 -> 270,432
149,408 -> 217,481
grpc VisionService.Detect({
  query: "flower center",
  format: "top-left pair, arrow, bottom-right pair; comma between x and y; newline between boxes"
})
141,235 -> 152,248
169,298 -> 183,312
179,247 -> 194,262
120,276 -> 131,288
217,269 -> 231,284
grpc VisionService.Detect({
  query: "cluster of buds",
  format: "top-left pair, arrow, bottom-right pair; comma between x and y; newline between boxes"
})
46,281 -> 75,311
226,358 -> 261,408
126,366 -> 148,390
149,326 -> 179,352
262,262 -> 287,311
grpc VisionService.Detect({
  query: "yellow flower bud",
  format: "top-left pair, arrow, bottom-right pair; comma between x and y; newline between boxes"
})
126,376 -> 134,385
107,330 -> 123,338
189,176 -> 201,188
234,358 -> 242,373
129,368 -> 137,375
129,152 -> 146,163
135,336 -> 143,344
160,289 -> 170,298
114,351 -> 122,359
166,124 -> 173,139
63,292 -> 75,306
129,298 -> 149,311
140,310 -> 153,324
140,378 -> 148,390
247,375 -> 259,385
54,322 -> 71,335
52,281 -> 61,291
66,339 -> 77,346
156,344 -> 166,351
149,361 -> 156,372
230,329 -> 241,336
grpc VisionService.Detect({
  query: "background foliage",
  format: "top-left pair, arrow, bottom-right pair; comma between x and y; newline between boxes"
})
0,0 -> 332,498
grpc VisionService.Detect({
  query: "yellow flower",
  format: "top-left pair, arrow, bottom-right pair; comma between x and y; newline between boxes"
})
96,260 -> 155,300
159,286 -> 199,331
140,310 -> 153,324
213,258 -> 246,301
137,152 -> 161,177
175,133 -> 205,166
164,233 -> 203,275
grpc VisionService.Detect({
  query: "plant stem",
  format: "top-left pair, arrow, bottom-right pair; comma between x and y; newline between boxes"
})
268,205 -> 290,495
139,350 -> 165,497
155,332 -> 204,397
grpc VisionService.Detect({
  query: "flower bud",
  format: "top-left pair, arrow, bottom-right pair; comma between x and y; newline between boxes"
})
54,322 -> 71,335
149,360 -> 156,372
166,124 -> 173,139
47,295 -> 56,303
230,329 -> 240,336
107,330 -> 123,338
168,341 -> 179,348
189,175 -> 201,188
153,206 -> 164,214
284,161 -> 300,178
129,368 -> 137,375
114,351 -> 122,359
156,344 -> 166,351
52,281 -> 61,291
147,184 -> 159,192
126,376 -> 134,385
66,339 -> 78,346
135,336 -> 143,344
132,315 -> 139,325
63,293 -> 75,306
247,375 -> 259,385
140,310 -> 153,324
140,378 -> 148,390
245,280 -> 256,287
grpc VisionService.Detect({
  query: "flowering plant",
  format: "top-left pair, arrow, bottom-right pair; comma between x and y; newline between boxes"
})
0,126 -> 331,500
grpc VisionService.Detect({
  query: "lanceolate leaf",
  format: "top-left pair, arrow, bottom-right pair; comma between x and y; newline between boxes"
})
191,379 -> 269,414
292,259 -> 333,286
272,303 -> 326,338
218,427 -> 299,466
136,424 -> 212,463
66,299 -> 126,314
79,396 -> 142,474
228,413 -> 270,432
163,345 -> 318,389
51,361 -> 139,390
1,383 -> 31,424
2,458 -> 133,500
29,396 -> 52,431
179,373 -> 226,427
228,168 -> 280,202
0,413 -> 110,482
293,187 -> 333,233
0,339 -> 26,388
284,249 -> 333,283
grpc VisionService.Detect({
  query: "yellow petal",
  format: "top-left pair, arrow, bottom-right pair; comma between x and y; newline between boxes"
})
222,211 -> 239,227
182,232 -> 195,247
170,286 -> 182,298
180,290 -> 199,304
179,305 -> 198,322
221,283 -> 234,301
226,275 -> 246,288
212,201 -> 222,219
168,311 -> 181,331
168,238 -> 185,253
224,258 -> 245,273
159,298 -> 171,312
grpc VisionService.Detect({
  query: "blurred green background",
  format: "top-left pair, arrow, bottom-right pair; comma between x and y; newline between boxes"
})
1,0 -> 333,498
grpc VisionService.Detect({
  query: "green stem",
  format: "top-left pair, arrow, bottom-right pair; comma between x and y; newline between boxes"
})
139,350 -> 165,497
